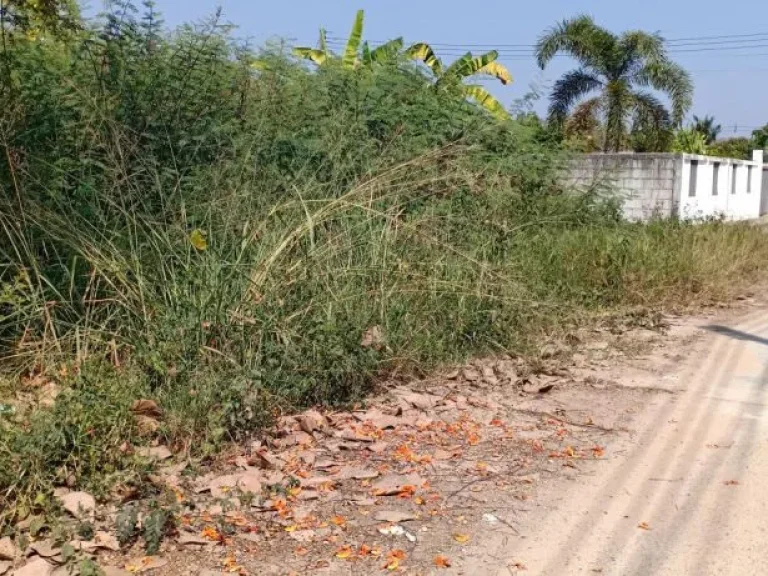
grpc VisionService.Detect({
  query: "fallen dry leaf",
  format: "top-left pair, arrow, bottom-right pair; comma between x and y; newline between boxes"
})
131,399 -> 162,418
335,546 -> 353,559
723,480 -> 740,486
434,555 -> 452,568
201,526 -> 224,542
372,473 -> 423,497
453,533 -> 471,544
383,549 -> 407,571
330,515 -> 347,527
637,522 -> 651,531
592,446 -> 605,459
58,491 -> 96,519
361,325 -> 385,349
298,410 -> 327,434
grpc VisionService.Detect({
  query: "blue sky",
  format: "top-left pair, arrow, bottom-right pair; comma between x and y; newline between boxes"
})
113,0 -> 768,136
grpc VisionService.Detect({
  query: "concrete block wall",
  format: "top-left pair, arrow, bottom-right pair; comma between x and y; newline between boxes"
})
567,151 -> 764,221
566,154 -> 678,221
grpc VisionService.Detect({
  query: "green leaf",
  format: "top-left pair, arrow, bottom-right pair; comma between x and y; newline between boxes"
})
343,9 -> 365,69
362,41 -> 372,66
447,51 -> 500,80
370,37 -> 404,64
463,85 -> 509,120
293,47 -> 328,66
189,229 -> 208,251
477,61 -> 512,85
319,27 -> 328,53
407,42 -> 443,76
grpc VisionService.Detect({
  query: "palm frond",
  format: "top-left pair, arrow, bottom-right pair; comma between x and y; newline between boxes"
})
535,15 -> 616,71
634,60 -> 693,125
619,30 -> 665,69
547,68 -> 603,124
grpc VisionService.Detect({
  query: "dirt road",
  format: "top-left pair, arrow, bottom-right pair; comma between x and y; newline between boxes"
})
474,310 -> 768,575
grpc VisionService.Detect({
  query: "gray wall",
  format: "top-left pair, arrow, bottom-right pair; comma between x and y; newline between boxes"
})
567,154 -> 680,221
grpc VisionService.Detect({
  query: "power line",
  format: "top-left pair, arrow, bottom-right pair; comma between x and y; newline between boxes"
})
323,31 -> 768,52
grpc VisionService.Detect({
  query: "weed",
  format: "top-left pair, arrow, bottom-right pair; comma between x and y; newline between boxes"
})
0,1 -> 767,522
115,504 -> 139,548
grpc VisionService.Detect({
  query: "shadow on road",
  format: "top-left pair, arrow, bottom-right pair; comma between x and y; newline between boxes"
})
704,325 -> 768,346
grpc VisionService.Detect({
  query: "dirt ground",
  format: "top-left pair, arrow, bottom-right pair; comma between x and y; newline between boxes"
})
4,299 -> 766,576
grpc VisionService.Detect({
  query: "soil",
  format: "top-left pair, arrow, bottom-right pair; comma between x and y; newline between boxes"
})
5,297 -> 767,576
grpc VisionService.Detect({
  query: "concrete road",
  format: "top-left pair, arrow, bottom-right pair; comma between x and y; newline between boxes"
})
501,312 -> 768,575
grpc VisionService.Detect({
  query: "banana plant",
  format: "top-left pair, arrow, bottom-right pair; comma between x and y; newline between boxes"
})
293,10 -> 406,69
407,44 -> 512,119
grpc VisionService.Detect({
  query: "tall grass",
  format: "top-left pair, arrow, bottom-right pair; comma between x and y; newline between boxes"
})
1,4 -> 768,516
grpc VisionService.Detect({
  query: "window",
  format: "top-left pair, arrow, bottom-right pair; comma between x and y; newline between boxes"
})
748,166 -> 753,193
713,163 -> 720,196
689,160 -> 698,197
732,165 -> 738,195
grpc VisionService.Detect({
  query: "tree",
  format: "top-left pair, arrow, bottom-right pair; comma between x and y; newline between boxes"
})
692,115 -> 721,144
535,15 -> 693,152
0,0 -> 80,39
751,124 -> 768,151
293,10 -> 403,69
293,10 -> 513,120
708,137 -> 752,160
407,44 -> 512,119
671,128 -> 707,154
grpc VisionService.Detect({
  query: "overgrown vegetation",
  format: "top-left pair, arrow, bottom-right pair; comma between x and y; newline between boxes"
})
1,3 -> 768,521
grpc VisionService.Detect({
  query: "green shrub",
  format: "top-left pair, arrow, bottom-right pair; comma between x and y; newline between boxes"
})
1,3 -> 768,519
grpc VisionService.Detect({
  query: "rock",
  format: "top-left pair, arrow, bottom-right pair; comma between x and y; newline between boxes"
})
137,446 -> 172,461
298,410 -> 327,434
462,368 -> 481,382
0,561 -> 10,576
0,537 -> 19,561
12,558 -> 54,576
373,511 -> 418,523
58,491 -> 96,519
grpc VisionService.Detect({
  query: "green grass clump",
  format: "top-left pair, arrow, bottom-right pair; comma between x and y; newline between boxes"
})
1,3 -> 768,520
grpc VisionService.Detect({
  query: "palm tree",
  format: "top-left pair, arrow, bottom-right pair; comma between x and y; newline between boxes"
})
407,44 -> 513,119
535,15 -> 693,152
692,115 -> 721,144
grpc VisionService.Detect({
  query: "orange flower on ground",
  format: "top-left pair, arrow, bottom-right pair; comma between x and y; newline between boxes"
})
434,555 -> 452,568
